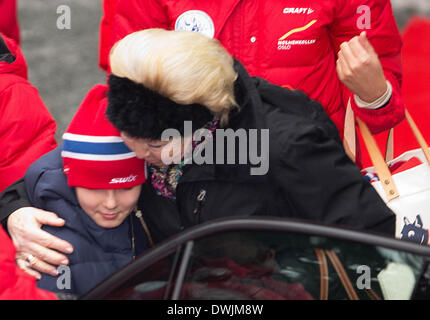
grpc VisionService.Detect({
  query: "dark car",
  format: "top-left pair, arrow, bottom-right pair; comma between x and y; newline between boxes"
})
81,217 -> 430,300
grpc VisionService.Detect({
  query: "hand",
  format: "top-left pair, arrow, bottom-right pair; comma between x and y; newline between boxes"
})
336,31 -> 387,103
8,207 -> 74,279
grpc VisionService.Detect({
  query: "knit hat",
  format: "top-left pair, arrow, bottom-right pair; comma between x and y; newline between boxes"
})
61,84 -> 146,189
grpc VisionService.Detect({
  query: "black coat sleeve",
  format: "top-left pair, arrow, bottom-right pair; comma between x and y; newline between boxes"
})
269,93 -> 395,236
0,178 -> 31,231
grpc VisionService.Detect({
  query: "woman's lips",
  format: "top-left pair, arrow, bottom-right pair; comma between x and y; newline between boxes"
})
100,213 -> 119,220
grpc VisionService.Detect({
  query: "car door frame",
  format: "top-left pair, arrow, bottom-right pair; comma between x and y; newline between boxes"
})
81,216 -> 430,300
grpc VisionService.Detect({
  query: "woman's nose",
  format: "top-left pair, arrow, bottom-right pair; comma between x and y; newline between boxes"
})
135,146 -> 151,159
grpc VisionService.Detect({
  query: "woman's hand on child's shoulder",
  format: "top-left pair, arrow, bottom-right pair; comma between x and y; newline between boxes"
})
9,207 -> 74,279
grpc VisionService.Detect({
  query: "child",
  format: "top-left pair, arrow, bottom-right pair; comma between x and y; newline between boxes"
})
24,84 -> 150,296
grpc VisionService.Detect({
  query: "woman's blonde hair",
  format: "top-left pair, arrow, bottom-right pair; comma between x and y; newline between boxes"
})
109,28 -> 238,126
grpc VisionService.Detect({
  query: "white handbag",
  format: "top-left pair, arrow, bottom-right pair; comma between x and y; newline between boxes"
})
359,110 -> 430,245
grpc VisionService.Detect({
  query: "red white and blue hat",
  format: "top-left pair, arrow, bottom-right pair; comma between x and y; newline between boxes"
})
61,85 -> 146,189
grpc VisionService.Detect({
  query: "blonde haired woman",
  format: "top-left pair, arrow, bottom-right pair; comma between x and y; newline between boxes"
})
2,29 -> 395,275
106,28 -> 394,242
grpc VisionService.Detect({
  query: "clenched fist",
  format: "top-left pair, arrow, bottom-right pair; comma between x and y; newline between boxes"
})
336,31 -> 387,103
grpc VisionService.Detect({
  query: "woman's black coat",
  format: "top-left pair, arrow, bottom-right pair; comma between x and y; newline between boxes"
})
138,61 -> 395,244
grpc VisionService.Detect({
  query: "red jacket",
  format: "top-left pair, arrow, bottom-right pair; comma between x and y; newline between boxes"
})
0,226 -> 57,300
0,0 -> 20,44
392,17 -> 430,158
99,0 -> 120,71
0,34 -> 57,192
99,0 -> 404,136
359,17 -> 430,168
398,17 -> 430,152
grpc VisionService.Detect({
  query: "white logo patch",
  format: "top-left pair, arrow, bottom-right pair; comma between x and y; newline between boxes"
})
109,174 -> 138,184
175,10 -> 215,38
283,8 -> 314,15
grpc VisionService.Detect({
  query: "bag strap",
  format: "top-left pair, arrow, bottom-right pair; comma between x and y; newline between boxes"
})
315,249 -> 381,300
356,117 -> 399,201
357,109 -> 430,201
343,99 -> 357,162
365,288 -> 382,300
385,128 -> 394,162
325,250 -> 359,300
405,110 -> 430,164
314,249 -> 329,300
343,98 -> 394,163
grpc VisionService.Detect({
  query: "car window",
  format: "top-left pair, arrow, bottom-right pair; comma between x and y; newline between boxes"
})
177,231 -> 425,300
102,249 -> 182,300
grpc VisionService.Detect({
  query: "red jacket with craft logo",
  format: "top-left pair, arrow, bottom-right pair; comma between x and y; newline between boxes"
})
99,0 -> 404,137
0,34 -> 57,192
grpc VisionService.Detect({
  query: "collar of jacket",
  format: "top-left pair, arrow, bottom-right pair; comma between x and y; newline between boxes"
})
0,35 -> 15,64
0,33 -> 27,79
178,59 -> 269,185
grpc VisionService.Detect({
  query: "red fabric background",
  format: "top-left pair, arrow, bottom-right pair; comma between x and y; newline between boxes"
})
360,16 -> 430,168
